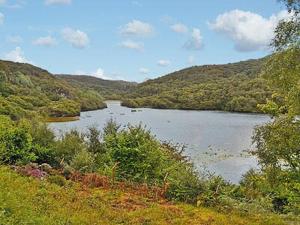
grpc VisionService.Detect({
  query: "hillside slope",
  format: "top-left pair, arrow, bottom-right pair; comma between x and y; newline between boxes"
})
122,58 -> 273,113
57,74 -> 137,99
0,166 -> 291,225
0,60 -> 106,119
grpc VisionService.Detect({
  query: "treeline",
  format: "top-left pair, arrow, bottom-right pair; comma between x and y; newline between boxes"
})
0,60 -> 106,120
57,74 -> 137,100
122,58 -> 273,113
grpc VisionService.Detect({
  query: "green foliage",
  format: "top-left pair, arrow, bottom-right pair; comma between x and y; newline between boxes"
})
47,175 -> 67,186
261,47 -> 300,115
54,130 -> 86,164
252,117 -> 300,173
103,121 -> 204,202
58,74 -> 137,100
0,116 -> 36,165
104,124 -> 166,183
70,149 -> 96,173
0,166 -> 292,225
47,99 -> 80,117
0,60 -> 107,119
86,127 -> 105,154
122,59 -> 272,113
249,1 -> 300,216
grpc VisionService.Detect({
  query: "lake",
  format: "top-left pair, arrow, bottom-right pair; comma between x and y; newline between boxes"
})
49,101 -> 271,183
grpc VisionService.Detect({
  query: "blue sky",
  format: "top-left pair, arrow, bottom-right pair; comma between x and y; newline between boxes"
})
0,0 -> 288,82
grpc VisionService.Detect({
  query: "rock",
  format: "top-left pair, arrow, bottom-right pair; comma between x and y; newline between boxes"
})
29,162 -> 39,169
40,163 -> 52,173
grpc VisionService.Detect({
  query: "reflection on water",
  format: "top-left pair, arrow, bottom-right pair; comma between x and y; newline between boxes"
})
49,101 -> 270,183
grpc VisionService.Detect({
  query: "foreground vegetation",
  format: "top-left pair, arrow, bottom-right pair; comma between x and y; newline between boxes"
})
0,115 -> 299,224
0,166 -> 292,225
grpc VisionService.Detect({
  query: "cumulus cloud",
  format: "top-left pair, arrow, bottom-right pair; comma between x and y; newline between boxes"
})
184,28 -> 203,51
45,0 -> 71,5
120,40 -> 144,51
33,36 -> 56,47
62,27 -> 89,49
4,47 -> 31,63
120,20 -> 154,37
74,68 -> 122,80
0,12 -> 4,25
209,9 -> 290,52
157,59 -> 171,67
6,35 -> 23,44
171,23 -> 188,33
139,67 -> 149,74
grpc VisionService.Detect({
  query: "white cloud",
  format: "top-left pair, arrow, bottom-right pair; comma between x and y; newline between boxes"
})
139,67 -> 149,74
74,68 -> 121,80
33,36 -> 56,47
6,35 -> 23,44
171,23 -> 188,33
120,40 -> 144,51
92,68 -> 113,80
4,47 -> 31,63
188,55 -> 195,65
0,13 -> 4,25
45,0 -> 71,5
120,20 -> 154,37
62,27 -> 89,49
209,10 -> 290,52
184,28 -> 203,51
157,59 -> 171,67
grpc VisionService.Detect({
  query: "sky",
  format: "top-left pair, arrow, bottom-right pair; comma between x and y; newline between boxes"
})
0,0 -> 290,82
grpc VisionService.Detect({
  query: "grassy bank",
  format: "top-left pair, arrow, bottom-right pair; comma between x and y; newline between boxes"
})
0,166 -> 293,225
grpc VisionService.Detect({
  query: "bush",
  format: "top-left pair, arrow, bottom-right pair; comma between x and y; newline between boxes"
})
103,121 -> 204,202
47,175 -> 67,187
0,116 -> 36,165
70,149 -> 95,173
54,130 -> 86,164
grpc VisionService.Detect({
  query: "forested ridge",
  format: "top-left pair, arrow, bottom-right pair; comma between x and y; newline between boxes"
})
57,74 -> 137,100
0,55 -> 273,121
0,60 -> 108,119
122,58 -> 273,112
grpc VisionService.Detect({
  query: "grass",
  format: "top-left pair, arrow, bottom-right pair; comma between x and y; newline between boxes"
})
45,116 -> 80,122
0,166 -> 296,225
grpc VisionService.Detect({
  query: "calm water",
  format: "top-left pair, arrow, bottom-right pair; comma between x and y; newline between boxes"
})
49,101 -> 270,183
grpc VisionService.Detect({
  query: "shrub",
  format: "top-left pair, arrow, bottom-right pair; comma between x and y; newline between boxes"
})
54,130 -> 86,164
0,116 -> 36,165
103,121 -> 204,202
47,175 -> 67,187
70,149 -> 95,173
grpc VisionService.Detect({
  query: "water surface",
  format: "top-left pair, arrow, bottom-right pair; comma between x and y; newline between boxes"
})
49,101 -> 270,183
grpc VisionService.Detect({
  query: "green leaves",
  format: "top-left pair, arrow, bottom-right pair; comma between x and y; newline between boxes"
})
0,116 -> 36,165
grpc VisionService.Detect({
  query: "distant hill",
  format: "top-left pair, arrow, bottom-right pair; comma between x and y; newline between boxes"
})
122,58 -> 273,113
0,57 -> 273,119
57,74 -> 137,99
0,60 -> 106,119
